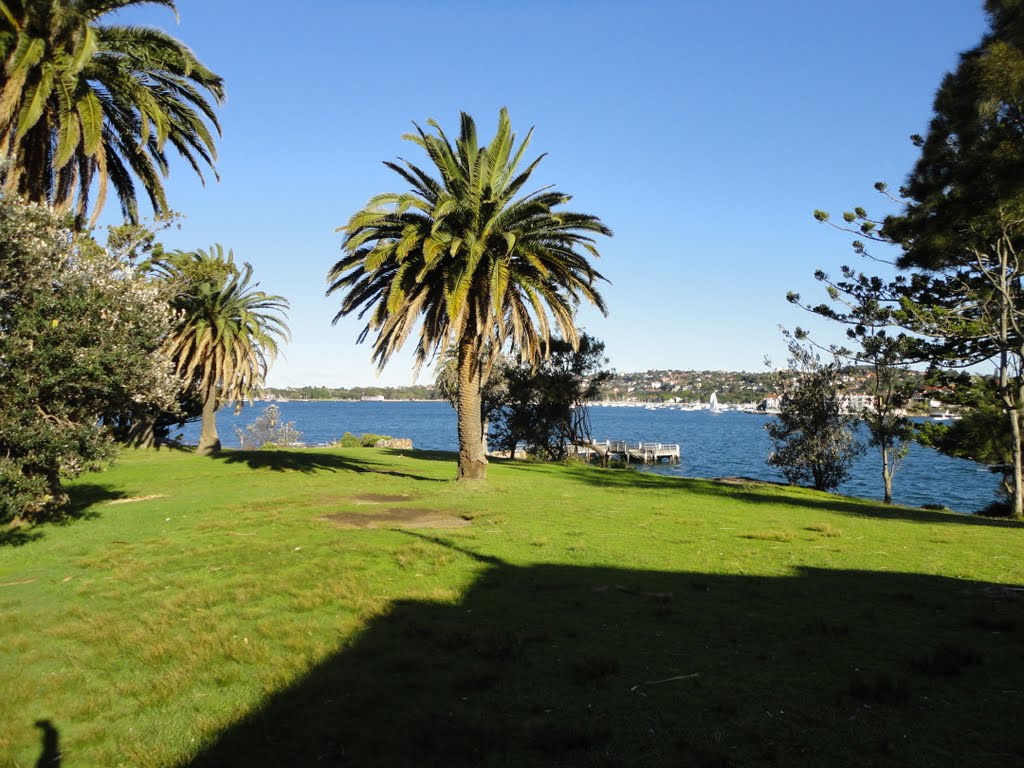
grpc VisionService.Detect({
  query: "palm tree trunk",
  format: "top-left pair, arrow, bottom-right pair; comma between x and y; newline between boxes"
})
19,121 -> 52,205
456,340 -> 487,480
197,385 -> 222,456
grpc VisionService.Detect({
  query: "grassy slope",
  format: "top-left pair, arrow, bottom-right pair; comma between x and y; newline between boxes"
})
2,448 -> 1023,767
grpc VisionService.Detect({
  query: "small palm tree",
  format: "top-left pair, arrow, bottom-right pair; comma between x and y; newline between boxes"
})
328,109 -> 610,480
159,245 -> 289,455
0,0 -> 224,225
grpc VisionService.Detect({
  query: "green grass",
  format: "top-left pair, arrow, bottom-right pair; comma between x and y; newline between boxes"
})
2,447 -> 1024,767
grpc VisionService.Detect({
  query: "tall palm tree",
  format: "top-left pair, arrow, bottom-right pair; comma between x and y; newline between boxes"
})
159,245 -> 289,456
0,0 -> 224,226
328,109 -> 610,480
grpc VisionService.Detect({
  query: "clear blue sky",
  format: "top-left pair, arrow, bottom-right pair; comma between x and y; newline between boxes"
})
107,0 -> 989,388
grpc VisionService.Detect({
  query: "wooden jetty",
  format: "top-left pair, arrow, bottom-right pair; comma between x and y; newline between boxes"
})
573,440 -> 680,465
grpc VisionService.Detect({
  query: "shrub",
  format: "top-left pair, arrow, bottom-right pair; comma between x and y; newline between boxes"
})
0,199 -> 176,523
977,501 -> 1014,518
235,405 -> 302,450
334,432 -> 392,448
337,432 -> 361,448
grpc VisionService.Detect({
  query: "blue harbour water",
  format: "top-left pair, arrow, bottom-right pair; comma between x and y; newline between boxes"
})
181,400 -> 1001,513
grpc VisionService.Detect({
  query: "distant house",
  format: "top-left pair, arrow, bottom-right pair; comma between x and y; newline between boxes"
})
841,394 -> 875,413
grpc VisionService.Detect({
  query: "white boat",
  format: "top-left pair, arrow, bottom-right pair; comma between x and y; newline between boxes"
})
709,391 -> 721,414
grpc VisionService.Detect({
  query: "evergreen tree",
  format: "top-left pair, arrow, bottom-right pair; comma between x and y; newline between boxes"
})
490,333 -> 612,461
766,337 -> 862,492
880,0 -> 1024,515
0,197 -> 177,523
812,1 -> 1024,515
789,269 -> 920,503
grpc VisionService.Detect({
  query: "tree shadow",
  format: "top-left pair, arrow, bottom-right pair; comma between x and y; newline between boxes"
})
548,462 -> 1024,529
208,449 -> 443,482
67,483 -> 125,516
2,484 -> 126,547
183,545 -> 1024,767
0,525 -> 42,547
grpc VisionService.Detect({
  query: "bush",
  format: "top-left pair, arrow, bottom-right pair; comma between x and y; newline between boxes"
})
977,501 -> 1014,518
235,405 -> 302,450
334,432 -> 392,448
0,199 -> 176,523
337,432 -> 361,448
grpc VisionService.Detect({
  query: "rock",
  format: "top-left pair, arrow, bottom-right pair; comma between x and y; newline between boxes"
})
375,437 -> 413,450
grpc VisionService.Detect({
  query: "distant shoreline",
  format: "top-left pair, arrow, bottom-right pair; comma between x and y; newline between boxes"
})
257,398 -> 445,404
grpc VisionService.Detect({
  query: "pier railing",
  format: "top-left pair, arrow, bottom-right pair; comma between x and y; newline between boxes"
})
572,439 -> 680,465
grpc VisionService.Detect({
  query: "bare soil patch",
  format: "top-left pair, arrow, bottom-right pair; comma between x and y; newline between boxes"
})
347,494 -> 417,504
322,509 -> 470,530
108,494 -> 167,505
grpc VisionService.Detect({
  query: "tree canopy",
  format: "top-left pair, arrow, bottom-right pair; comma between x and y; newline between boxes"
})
489,333 -> 611,461
0,196 -> 177,523
766,338 -> 862,492
157,245 -> 289,455
812,0 -> 1024,515
0,0 -> 224,225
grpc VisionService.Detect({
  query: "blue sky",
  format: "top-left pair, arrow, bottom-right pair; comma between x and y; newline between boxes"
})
107,1 -> 990,387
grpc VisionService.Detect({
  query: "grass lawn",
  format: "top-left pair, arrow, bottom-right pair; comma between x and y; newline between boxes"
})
2,447 -> 1024,767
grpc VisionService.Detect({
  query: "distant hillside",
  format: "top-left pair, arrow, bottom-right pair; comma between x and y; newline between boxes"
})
265,367 -> 935,406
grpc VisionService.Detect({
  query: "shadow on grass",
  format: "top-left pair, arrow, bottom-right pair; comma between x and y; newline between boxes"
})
2,483 -> 125,547
34,719 -> 60,767
539,462 -> 1024,530
0,526 -> 42,547
184,542 -> 1024,767
208,449 -> 443,482
67,483 -> 125,515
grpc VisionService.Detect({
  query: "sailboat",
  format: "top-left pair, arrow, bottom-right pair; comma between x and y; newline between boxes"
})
709,391 -> 721,414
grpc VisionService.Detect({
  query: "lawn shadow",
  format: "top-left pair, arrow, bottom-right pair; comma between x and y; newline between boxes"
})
183,545 -> 1024,767
67,483 -> 125,515
33,719 -> 60,767
2,483 -> 126,547
547,462 -> 1024,529
208,449 -> 443,482
0,525 -> 42,547
380,448 -> 459,464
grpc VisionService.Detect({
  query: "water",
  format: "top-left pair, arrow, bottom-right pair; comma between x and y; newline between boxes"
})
179,401 -> 1002,513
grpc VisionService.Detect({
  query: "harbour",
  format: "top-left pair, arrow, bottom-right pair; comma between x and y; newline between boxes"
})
182,399 -> 1002,513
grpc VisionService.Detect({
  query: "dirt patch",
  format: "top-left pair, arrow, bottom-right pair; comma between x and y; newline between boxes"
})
322,508 -> 470,530
347,494 -> 417,504
108,494 -> 167,505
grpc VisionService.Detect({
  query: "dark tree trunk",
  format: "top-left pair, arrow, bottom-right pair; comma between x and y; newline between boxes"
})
44,468 -> 69,515
125,419 -> 157,449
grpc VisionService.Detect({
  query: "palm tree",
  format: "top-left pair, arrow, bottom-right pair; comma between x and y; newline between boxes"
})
159,245 -> 289,456
0,0 -> 224,226
328,109 -> 610,480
